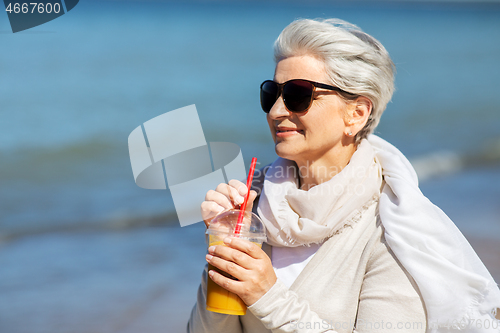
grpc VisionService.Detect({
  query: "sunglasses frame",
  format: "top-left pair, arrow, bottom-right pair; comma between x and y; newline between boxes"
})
260,79 -> 354,113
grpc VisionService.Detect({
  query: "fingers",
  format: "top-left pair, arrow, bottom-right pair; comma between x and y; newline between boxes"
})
207,238 -> 263,270
201,179 -> 258,226
200,201 -> 224,227
207,242 -> 253,270
228,179 -> 247,196
206,239 -> 276,306
206,189 -> 234,211
224,237 -> 263,260
206,250 -> 247,281
216,182 -> 245,206
228,179 -> 258,212
201,183 -> 239,226
207,268 -> 242,296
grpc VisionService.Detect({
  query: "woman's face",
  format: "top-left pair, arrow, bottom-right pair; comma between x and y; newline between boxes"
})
267,55 -> 352,165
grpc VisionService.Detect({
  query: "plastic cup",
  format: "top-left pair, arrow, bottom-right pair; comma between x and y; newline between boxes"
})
205,209 -> 266,315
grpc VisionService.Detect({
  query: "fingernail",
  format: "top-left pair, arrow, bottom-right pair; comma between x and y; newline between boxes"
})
238,186 -> 248,196
224,237 -> 231,245
236,196 -> 244,205
206,254 -> 213,261
209,270 -> 214,278
208,246 -> 215,253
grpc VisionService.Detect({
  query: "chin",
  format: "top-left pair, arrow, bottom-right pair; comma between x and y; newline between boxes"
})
274,143 -> 300,162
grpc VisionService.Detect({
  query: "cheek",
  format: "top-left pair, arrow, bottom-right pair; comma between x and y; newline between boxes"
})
304,113 -> 344,140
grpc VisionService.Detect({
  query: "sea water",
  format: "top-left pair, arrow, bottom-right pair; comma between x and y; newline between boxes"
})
1,1 -> 499,238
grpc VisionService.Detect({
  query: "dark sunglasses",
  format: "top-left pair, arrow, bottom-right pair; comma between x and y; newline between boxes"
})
260,79 -> 353,113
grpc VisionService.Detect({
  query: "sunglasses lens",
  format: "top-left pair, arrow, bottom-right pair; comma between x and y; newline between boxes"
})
260,81 -> 278,113
283,80 -> 313,112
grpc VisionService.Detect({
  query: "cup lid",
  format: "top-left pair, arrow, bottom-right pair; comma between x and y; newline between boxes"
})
206,209 -> 266,242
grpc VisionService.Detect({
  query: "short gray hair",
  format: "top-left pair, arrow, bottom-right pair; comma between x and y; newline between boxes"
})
274,18 -> 395,142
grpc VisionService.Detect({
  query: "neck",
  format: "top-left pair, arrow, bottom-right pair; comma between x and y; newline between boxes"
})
296,143 -> 357,191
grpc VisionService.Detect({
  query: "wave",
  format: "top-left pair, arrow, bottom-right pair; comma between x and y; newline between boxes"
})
411,137 -> 500,182
0,210 -> 181,243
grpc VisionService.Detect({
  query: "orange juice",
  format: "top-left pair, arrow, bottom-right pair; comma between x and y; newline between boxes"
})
205,210 -> 266,316
206,240 -> 263,315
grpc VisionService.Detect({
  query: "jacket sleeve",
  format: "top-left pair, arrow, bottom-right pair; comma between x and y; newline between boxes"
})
187,264 -> 243,333
353,236 -> 427,333
247,279 -> 337,333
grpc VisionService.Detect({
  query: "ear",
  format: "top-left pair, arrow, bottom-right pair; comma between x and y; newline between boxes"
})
344,96 -> 372,137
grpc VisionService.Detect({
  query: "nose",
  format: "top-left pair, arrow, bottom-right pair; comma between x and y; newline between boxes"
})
267,95 -> 291,120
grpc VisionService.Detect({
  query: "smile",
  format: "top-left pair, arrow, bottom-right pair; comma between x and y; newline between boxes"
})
275,127 -> 304,137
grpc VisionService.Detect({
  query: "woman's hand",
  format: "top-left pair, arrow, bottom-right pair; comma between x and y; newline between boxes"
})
201,179 -> 258,227
206,237 -> 277,306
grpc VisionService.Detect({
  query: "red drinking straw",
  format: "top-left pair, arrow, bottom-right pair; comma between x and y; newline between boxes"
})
234,157 -> 258,236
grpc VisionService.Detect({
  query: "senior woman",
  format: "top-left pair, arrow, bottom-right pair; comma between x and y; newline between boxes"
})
188,19 -> 500,333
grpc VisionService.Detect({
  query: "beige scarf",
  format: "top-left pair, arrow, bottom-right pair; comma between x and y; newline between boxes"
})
257,139 -> 382,247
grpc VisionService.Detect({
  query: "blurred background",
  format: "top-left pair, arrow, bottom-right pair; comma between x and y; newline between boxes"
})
1,1 -> 499,332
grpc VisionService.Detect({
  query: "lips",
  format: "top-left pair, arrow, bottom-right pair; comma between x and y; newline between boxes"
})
275,126 -> 304,137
